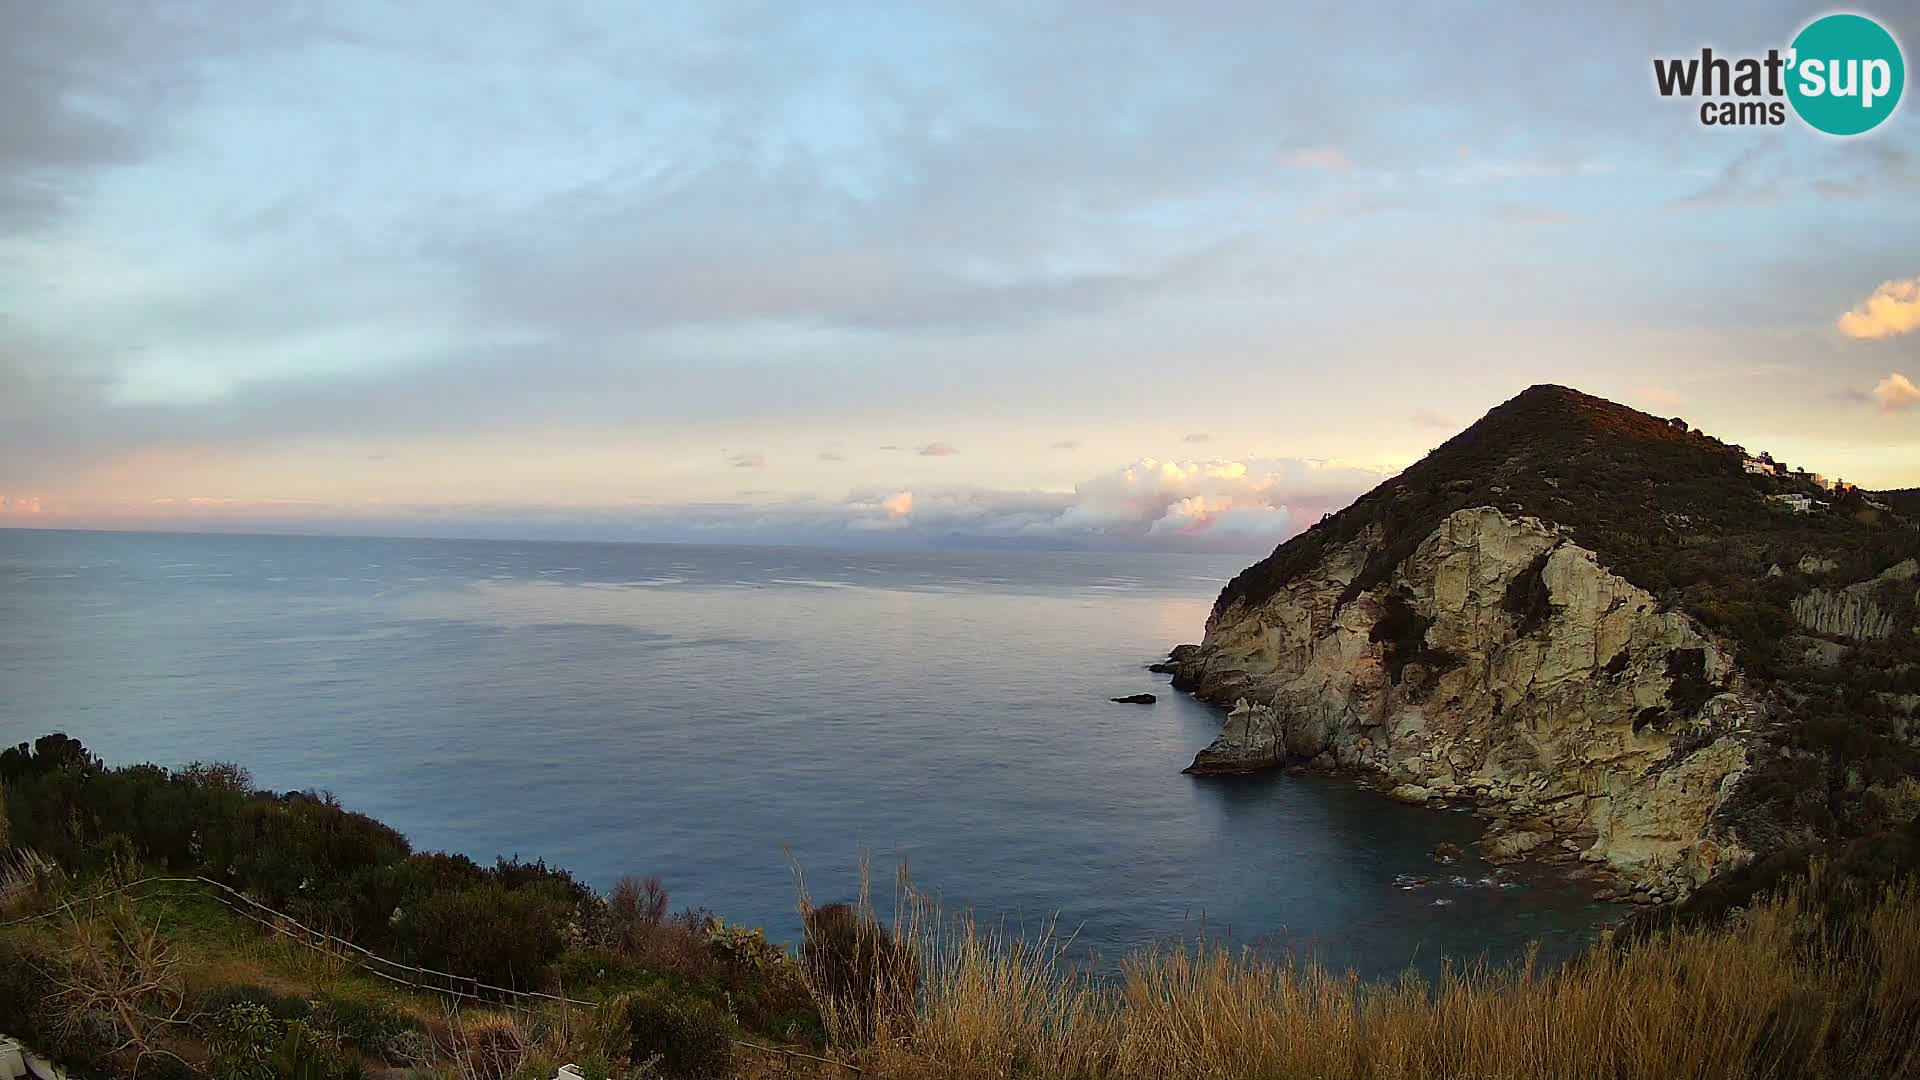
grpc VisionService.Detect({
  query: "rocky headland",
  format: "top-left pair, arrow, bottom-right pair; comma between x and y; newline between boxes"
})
1163,386 -> 1920,906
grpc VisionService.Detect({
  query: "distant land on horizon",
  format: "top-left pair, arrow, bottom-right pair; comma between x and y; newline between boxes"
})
5,387 -> 1914,555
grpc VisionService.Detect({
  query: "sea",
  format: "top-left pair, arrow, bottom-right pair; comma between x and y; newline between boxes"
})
0,527 -> 1611,980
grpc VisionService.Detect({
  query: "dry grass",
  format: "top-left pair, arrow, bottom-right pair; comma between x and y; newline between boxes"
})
0,846 -> 58,917
12,859 -> 1916,1079
820,871 -> 1920,1080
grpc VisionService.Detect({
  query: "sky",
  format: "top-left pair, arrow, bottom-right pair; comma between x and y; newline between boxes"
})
3,1 -> 1918,549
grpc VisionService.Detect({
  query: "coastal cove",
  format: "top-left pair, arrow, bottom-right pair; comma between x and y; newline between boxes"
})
0,527 -> 1610,979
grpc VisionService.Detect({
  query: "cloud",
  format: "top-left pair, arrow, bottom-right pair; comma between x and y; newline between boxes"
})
1048,457 -> 1384,545
1149,498 -> 1292,539
1049,440 -> 1080,451
1278,146 -> 1351,172
916,442 -> 959,457
1838,278 -> 1920,340
1181,433 -> 1212,444
817,450 -> 846,462
1672,145 -> 1782,210
0,496 -> 44,514
840,489 -> 916,530
24,455 -> 1385,551
728,451 -> 767,468
1870,373 -> 1920,412
1409,408 -> 1452,428
14,3 -> 1917,510
1634,386 -> 1682,407
0,6 -> 289,228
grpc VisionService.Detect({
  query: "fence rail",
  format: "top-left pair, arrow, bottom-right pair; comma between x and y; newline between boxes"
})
4,874 -> 863,1075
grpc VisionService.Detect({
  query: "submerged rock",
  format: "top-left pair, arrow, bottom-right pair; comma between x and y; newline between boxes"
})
1110,693 -> 1157,705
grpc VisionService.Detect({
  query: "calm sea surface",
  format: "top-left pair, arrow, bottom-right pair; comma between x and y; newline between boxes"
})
0,528 -> 1609,978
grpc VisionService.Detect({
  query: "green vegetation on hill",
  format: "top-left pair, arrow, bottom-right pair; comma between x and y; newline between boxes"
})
0,734 -> 839,1079
1218,386 -> 1915,668
1214,384 -> 1920,855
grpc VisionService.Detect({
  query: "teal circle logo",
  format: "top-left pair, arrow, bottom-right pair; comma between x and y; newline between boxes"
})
1788,13 -> 1904,135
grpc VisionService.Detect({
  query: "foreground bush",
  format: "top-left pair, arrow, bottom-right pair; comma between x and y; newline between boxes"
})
801,899 -> 918,1046
615,988 -> 736,1079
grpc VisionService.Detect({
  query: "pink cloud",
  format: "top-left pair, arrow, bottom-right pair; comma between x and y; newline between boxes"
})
1838,278 -> 1920,339
1871,372 -> 1920,412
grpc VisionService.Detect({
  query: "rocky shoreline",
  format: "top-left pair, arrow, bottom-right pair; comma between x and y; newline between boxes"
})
1152,511 -> 1760,906
1163,675 -> 1679,906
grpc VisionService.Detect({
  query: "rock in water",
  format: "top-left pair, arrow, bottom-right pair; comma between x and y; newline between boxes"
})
1160,384 -> 1920,903
1183,699 -> 1283,774
1431,842 -> 1464,865
1110,693 -> 1157,704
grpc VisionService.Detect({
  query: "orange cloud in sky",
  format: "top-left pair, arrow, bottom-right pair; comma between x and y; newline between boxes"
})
1838,277 -> 1920,339
1871,372 -> 1920,412
1,496 -> 44,513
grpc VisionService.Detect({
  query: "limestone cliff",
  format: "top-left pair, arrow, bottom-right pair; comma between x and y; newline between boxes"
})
1790,559 -> 1918,641
1166,386 -> 1920,903
1176,507 -> 1756,898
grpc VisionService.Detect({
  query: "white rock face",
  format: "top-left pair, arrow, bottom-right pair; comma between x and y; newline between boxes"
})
1176,507 -> 1761,896
1790,558 -> 1919,641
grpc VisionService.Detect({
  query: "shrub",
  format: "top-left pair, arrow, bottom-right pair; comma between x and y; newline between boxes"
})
208,1003 -> 281,1080
389,880 -> 570,992
802,902 -> 917,1045
310,990 -> 417,1060
437,1014 -> 529,1080
616,988 -> 736,1080
492,855 -> 593,910
206,1006 -> 366,1080
190,983 -> 313,1023
177,760 -> 256,794
0,938 -> 59,1051
606,875 -> 671,955
707,919 -> 819,1040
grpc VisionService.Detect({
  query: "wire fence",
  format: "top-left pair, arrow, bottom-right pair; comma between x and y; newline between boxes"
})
4,873 -> 863,1076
